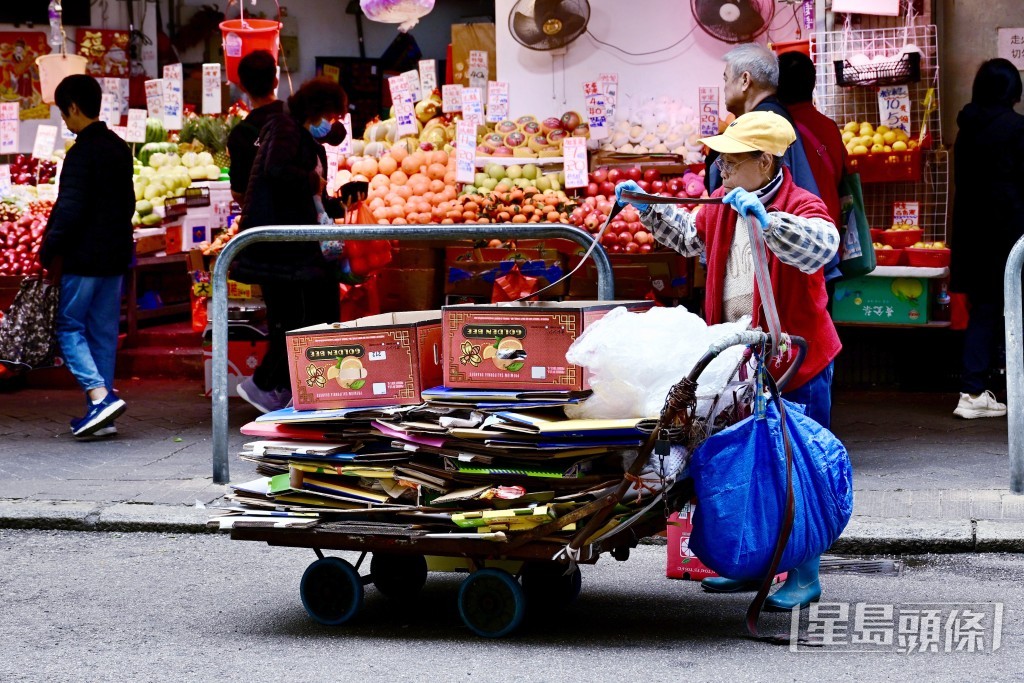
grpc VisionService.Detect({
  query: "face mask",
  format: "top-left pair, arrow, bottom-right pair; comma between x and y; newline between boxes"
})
310,118 -> 332,139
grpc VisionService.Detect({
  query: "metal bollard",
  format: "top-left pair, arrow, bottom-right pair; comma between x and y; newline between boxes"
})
1005,235 -> 1024,493
210,224 -> 616,484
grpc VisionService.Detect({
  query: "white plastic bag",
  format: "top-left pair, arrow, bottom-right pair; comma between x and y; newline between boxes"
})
564,307 -> 751,419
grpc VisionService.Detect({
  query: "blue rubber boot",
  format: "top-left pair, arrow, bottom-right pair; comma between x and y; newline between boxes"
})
765,556 -> 822,611
701,576 -> 761,593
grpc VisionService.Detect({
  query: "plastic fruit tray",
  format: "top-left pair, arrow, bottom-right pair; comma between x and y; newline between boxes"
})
834,51 -> 922,88
874,248 -> 904,266
846,146 -> 923,184
879,228 -> 923,248
904,247 -> 950,268
870,228 -> 885,242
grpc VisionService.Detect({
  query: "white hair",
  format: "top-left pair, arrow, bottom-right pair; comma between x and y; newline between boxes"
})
724,43 -> 779,91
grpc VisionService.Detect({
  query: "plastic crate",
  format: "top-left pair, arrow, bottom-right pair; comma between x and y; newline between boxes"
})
904,247 -> 950,268
880,228 -> 923,248
874,248 -> 904,266
835,51 -> 921,88
870,228 -> 885,242
184,186 -> 211,207
846,147 -> 923,184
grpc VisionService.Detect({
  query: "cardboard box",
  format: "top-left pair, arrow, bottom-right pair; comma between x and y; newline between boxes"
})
667,501 -> 787,584
444,245 -> 568,297
442,300 -> 652,391
568,251 -> 692,300
286,311 -> 443,410
202,324 -> 268,397
832,275 -> 929,324
133,227 -> 166,256
166,217 -> 212,255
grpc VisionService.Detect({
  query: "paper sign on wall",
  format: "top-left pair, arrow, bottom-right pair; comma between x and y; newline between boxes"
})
877,85 -> 911,135
418,59 -> 437,101
562,136 -> 588,188
486,81 -> 509,123
32,124 -> 58,160
455,119 -> 476,184
442,84 -> 463,113
997,28 -> 1024,70
203,63 -> 222,115
0,102 -> 18,155
401,69 -> 422,102
468,50 -> 488,90
145,79 -> 163,119
892,201 -> 920,227
699,87 -> 720,137
584,90 -> 608,141
389,76 -> 418,137
598,73 -> 618,119
126,109 -> 148,143
460,87 -> 484,127
162,63 -> 184,130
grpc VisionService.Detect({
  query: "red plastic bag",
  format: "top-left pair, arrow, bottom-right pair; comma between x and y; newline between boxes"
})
491,263 -> 539,303
344,202 -> 392,278
339,273 -> 381,322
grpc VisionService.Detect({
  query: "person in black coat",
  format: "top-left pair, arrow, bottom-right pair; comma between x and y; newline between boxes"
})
949,59 -> 1024,420
39,74 -> 134,437
232,77 -> 348,414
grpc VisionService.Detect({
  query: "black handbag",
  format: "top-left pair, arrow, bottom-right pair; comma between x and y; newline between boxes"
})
0,274 -> 62,369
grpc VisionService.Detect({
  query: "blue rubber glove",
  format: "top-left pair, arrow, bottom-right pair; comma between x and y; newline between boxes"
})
614,180 -> 649,211
723,187 -> 770,226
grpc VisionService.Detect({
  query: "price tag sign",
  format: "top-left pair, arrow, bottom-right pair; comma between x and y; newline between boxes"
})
162,63 -> 184,130
202,63 -> 222,114
455,119 -> 476,184
442,84 -> 463,113
562,136 -> 588,188
111,125 -> 128,140
144,79 -> 163,119
126,109 -> 148,143
584,92 -> 608,140
699,87 -> 720,137
460,87 -> 484,127
598,72 -> 618,119
418,59 -> 437,101
322,64 -> 340,83
324,145 -> 340,184
401,69 -> 422,102
486,81 -> 509,123
0,102 -> 19,155
468,50 -> 488,89
877,84 -> 911,136
100,93 -> 119,128
32,124 -> 58,160
892,201 -> 920,226
102,78 -> 128,117
337,113 -> 353,156
389,76 -> 418,137
0,165 -> 11,194
59,118 -> 74,141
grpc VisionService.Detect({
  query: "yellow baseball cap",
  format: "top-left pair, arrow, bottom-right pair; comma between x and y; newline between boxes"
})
698,110 -> 796,156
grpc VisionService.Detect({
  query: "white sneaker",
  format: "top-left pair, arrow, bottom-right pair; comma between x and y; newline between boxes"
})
953,391 -> 1007,419
93,425 -> 118,437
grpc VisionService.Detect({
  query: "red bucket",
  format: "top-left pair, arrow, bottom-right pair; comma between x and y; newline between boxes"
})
220,18 -> 281,85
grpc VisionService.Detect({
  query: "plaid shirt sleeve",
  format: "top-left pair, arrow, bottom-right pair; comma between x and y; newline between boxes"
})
639,203 -> 705,256
761,212 -> 840,274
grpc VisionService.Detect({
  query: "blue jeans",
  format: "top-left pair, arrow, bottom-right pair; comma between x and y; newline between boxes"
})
56,274 -> 123,394
781,361 -> 834,430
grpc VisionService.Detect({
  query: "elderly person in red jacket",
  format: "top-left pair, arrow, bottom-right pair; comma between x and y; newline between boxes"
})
616,110 -> 841,610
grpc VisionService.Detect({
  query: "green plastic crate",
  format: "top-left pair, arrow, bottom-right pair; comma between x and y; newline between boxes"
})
832,275 -> 929,324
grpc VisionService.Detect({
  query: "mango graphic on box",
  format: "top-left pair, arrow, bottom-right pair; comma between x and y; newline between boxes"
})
481,337 -> 526,371
891,278 -> 923,302
326,356 -> 368,389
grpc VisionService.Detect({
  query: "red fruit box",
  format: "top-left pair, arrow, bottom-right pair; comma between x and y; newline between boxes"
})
879,228 -> 923,249
874,248 -> 904,266
845,146 -> 922,184
442,299 -> 652,391
904,247 -> 950,268
869,228 -> 886,242
286,311 -> 443,410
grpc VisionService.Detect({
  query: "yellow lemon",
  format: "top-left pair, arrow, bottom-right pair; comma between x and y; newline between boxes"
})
891,140 -> 907,152
851,145 -> 869,155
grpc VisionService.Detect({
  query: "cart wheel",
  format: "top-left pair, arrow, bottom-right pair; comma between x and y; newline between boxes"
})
299,557 -> 364,626
457,568 -> 526,638
521,562 -> 582,610
370,553 -> 428,600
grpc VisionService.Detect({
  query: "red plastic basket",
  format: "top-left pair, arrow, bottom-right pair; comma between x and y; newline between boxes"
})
870,228 -> 885,242
904,247 -> 950,268
879,228 -> 923,248
845,146 -> 923,184
874,248 -> 904,266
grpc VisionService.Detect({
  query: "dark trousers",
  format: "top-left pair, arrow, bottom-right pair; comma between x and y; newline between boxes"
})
782,361 -> 834,430
961,299 -> 1002,395
253,280 -> 340,392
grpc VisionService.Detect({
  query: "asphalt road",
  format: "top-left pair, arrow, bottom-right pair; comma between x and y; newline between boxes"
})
1,530 -> 1021,682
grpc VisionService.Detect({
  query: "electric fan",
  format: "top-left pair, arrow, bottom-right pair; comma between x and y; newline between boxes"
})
509,0 -> 591,51
691,0 -> 775,44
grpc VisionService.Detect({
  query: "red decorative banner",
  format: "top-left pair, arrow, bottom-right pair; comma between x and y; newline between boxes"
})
0,32 -> 51,120
78,29 -> 131,78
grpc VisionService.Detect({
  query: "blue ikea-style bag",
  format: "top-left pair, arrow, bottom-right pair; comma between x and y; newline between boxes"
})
688,396 -> 854,582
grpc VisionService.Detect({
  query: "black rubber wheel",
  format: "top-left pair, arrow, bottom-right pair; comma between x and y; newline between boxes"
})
370,553 -> 428,599
521,562 -> 582,610
457,568 -> 526,638
299,557 -> 364,625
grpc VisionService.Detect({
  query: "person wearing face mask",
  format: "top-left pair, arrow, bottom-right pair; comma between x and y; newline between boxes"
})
616,111 -> 841,611
231,77 -> 349,414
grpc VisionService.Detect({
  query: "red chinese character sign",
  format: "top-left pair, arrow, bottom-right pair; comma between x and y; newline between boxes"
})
0,32 -> 50,120
78,29 -> 131,78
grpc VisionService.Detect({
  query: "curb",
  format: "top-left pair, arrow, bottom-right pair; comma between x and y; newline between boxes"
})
0,500 -> 213,535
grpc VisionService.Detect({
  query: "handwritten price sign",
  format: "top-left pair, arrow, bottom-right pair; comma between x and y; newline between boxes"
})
699,87 -> 720,137
486,81 -> 509,123
877,85 -> 911,135
202,63 -> 222,114
468,50 -> 488,89
585,92 -> 608,140
418,59 -> 437,100
892,201 -> 920,226
145,79 -> 163,119
598,72 -> 618,118
442,84 -> 463,113
461,87 -> 485,127
389,76 -> 418,137
562,136 -> 588,188
454,119 -> 477,184
0,102 -> 19,154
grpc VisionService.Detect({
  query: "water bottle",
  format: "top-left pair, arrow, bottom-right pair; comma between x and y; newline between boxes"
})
933,281 -> 951,322
48,1 -> 64,50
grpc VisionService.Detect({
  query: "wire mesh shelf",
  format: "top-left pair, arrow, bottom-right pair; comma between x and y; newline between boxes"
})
835,50 -> 921,88
859,149 -> 949,243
